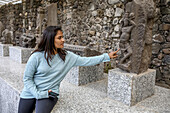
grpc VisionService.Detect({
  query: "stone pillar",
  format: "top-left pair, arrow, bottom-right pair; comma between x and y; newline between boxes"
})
0,44 -> 13,56
22,0 -> 26,29
47,3 -> 58,26
9,46 -> 33,63
64,43 -> 104,85
65,63 -> 104,86
0,77 -> 20,113
108,68 -> 156,106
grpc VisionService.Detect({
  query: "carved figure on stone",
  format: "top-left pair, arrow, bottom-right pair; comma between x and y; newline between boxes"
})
20,33 -> 36,48
35,7 -> 46,46
15,33 -> 22,46
118,0 -> 155,74
14,27 -> 27,46
118,12 -> 136,72
42,18 -> 48,34
1,29 -> 13,44
0,21 -> 4,38
36,7 -> 46,35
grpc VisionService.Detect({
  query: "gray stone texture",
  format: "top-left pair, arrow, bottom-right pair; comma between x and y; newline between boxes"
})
108,0 -> 120,5
59,0 -> 123,51
0,21 -> 4,38
0,56 -> 25,113
0,44 -> 12,56
162,15 -> 170,23
47,3 -> 58,26
65,63 -> 104,86
153,34 -> 165,43
151,0 -> 170,88
152,43 -> 161,54
115,8 -> 124,17
1,29 -> 13,44
9,46 -> 33,63
0,77 -> 20,113
20,33 -> 36,48
108,68 -> 156,106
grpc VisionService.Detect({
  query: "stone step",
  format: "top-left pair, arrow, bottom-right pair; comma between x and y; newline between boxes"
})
0,56 -> 170,113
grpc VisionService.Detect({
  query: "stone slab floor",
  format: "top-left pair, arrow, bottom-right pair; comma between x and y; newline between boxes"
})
0,56 -> 170,113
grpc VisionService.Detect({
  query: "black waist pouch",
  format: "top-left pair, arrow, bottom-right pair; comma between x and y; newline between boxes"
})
49,91 -> 59,100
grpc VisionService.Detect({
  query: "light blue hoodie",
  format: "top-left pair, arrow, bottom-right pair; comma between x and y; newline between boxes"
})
20,51 -> 110,99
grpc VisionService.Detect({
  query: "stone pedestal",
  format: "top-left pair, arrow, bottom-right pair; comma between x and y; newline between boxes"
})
0,77 -> 20,113
108,68 -> 156,106
65,63 -> 104,86
9,46 -> 33,63
0,44 -> 13,56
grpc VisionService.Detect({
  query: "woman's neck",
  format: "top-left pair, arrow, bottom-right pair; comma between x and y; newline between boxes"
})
54,49 -> 58,55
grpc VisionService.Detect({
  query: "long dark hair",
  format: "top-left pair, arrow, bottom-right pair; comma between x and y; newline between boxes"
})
32,26 -> 67,66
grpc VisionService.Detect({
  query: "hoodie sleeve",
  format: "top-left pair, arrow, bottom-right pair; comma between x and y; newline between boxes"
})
23,53 -> 49,99
68,51 -> 110,67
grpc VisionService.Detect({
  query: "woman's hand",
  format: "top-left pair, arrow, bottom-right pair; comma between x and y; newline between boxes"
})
108,49 -> 120,59
48,89 -> 52,93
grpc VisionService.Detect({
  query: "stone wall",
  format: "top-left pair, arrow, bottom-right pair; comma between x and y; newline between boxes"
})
0,3 -> 23,44
23,0 -> 42,32
0,0 -> 123,51
151,0 -> 170,88
58,0 -> 123,52
0,3 -> 22,32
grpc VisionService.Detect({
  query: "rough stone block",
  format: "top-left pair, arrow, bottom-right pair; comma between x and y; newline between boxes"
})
64,63 -> 104,85
0,44 -> 13,56
108,68 -> 156,106
9,46 -> 33,63
159,24 -> 170,31
64,43 -> 104,86
0,77 -> 20,113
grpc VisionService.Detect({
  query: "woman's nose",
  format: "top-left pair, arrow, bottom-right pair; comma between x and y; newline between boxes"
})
61,38 -> 65,42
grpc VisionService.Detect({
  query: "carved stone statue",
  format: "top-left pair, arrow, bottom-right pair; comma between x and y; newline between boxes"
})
118,0 -> 155,74
1,29 -> 13,44
20,33 -> 36,48
14,27 -> 27,46
118,12 -> 136,72
0,21 -> 4,38
35,7 -> 46,46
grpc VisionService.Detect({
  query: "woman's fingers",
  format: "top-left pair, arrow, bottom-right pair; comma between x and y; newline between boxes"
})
48,89 -> 52,92
108,49 -> 120,59
113,48 -> 120,54
112,55 -> 118,58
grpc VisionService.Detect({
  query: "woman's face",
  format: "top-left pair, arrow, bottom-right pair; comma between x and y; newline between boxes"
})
54,30 -> 65,49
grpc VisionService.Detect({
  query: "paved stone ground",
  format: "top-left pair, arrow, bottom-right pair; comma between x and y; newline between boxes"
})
0,56 -> 170,113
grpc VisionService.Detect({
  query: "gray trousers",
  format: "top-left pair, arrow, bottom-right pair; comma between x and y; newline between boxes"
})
18,97 -> 58,113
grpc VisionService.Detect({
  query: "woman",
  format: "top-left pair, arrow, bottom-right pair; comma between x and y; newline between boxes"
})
18,26 -> 119,113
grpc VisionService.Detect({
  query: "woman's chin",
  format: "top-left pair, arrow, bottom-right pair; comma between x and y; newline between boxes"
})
61,45 -> 64,48
60,46 -> 64,48
56,45 -> 64,49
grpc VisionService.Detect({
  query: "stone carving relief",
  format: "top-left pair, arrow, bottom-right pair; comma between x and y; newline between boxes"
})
0,21 -> 4,38
14,27 -> 27,46
35,6 -> 46,46
118,12 -> 136,72
118,0 -> 155,74
20,33 -> 36,48
1,29 -> 13,44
